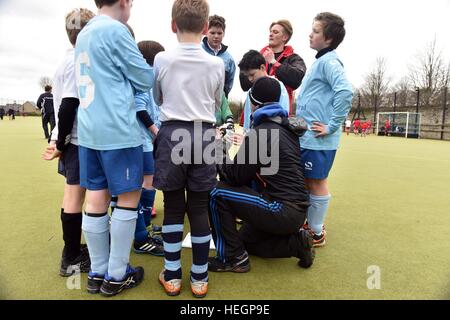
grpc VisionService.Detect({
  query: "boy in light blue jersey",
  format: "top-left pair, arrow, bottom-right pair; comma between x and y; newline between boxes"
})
132,40 -> 166,256
238,50 -> 289,133
75,0 -> 154,297
296,12 -> 353,247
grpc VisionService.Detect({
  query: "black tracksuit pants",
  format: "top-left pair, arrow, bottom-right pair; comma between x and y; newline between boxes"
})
42,113 -> 55,139
209,181 -> 308,261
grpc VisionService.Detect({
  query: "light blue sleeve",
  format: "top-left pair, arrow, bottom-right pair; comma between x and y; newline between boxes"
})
243,93 -> 251,130
135,91 -> 149,113
111,28 -> 154,93
225,57 -> 236,94
278,82 -> 290,114
148,93 -> 161,128
152,54 -> 163,106
323,59 -> 354,134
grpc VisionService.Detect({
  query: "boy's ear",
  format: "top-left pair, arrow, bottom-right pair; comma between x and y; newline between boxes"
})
325,37 -> 333,47
171,20 -> 178,33
260,64 -> 266,72
201,22 -> 208,35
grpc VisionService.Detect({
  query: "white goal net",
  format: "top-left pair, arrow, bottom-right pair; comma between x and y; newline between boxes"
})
376,112 -> 421,138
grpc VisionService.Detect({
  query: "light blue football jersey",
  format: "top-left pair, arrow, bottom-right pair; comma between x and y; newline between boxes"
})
75,15 -> 154,150
135,89 -> 160,153
296,50 -> 353,150
242,78 -> 289,131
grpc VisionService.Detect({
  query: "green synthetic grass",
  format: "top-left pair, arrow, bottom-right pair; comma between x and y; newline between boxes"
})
0,117 -> 449,300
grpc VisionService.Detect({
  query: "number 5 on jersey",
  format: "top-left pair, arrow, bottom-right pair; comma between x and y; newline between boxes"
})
76,52 -> 95,109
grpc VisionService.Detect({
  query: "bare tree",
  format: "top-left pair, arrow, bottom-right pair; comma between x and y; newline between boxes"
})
361,57 -> 391,121
408,37 -> 446,106
393,76 -> 410,107
39,76 -> 52,90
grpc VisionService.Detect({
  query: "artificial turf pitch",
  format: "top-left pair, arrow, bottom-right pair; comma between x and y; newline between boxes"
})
0,117 -> 449,300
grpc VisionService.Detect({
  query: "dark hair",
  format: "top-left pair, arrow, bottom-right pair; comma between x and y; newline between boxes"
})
238,50 -> 266,71
138,41 -> 165,66
45,85 -> 52,92
208,14 -> 225,31
94,0 -> 119,8
314,12 -> 346,50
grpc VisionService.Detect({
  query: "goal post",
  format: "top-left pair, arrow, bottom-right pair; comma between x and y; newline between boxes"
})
376,112 -> 421,138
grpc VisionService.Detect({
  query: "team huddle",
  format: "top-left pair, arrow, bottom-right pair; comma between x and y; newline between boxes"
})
42,0 -> 353,298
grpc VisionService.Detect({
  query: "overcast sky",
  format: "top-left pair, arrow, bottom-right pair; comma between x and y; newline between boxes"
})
0,0 -> 449,103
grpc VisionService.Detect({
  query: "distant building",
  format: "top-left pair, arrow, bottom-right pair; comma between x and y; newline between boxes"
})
21,101 -> 40,115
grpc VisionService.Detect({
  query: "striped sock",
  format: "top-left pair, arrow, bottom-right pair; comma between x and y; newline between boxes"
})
190,232 -> 211,282
162,224 -> 184,281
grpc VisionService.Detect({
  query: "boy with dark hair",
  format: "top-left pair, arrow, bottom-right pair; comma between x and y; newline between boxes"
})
132,40 -> 166,256
238,50 -> 289,133
153,0 -> 224,298
42,7 -> 95,277
202,14 -> 236,98
296,12 -> 353,247
209,76 -> 314,273
75,0 -> 154,297
36,85 -> 55,140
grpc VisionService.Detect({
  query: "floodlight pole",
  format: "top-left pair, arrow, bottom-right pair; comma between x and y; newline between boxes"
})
393,92 -> 397,128
415,87 -> 420,114
442,86 -> 448,141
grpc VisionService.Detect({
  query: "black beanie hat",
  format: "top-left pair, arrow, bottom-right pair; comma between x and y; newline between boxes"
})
249,77 -> 281,107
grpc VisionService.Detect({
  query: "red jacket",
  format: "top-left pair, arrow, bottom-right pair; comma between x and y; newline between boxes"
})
260,45 -> 306,115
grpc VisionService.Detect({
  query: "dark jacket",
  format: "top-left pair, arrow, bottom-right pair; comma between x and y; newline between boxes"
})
36,92 -> 54,115
260,45 -> 306,114
218,103 -> 308,205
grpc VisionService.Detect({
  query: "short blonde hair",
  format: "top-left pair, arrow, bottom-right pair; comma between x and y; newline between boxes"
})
65,8 -> 95,46
172,0 -> 209,33
270,19 -> 293,43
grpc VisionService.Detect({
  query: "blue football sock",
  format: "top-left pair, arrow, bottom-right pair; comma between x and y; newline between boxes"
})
307,194 -> 331,235
140,188 -> 156,227
190,233 -> 211,282
135,205 -> 149,242
108,207 -> 137,280
162,224 -> 184,281
82,213 -> 110,276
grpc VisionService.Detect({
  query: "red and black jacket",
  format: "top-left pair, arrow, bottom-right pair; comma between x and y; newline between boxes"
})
260,45 -> 306,115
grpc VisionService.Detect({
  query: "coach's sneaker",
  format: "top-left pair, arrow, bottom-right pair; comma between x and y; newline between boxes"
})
297,229 -> 315,269
87,272 -> 104,294
99,265 -> 144,297
134,236 -> 164,256
300,221 -> 310,231
208,251 -> 250,273
190,278 -> 208,298
59,245 -> 90,277
159,269 -> 182,296
311,227 -> 327,248
147,222 -> 162,235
